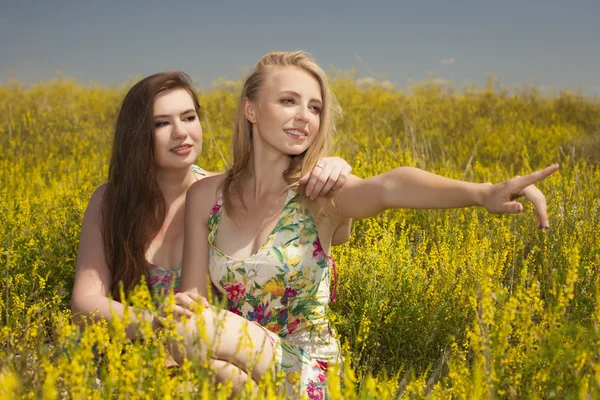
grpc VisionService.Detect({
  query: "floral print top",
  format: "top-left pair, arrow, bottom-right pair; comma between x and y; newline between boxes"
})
207,189 -> 341,398
147,261 -> 181,302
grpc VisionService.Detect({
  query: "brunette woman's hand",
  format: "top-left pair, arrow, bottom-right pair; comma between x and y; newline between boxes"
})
299,157 -> 352,199
479,163 -> 559,228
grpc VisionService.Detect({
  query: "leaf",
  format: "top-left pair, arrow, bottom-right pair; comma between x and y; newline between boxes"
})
269,247 -> 284,264
246,293 -> 261,308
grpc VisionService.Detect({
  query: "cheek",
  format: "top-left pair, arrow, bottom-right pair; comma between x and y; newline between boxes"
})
152,131 -> 160,151
310,115 -> 321,132
192,124 -> 203,141
261,104 -> 283,125
153,131 -> 167,149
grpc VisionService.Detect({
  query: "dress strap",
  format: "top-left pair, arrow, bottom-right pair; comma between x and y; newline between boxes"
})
328,256 -> 338,303
207,193 -> 224,235
191,164 -> 207,178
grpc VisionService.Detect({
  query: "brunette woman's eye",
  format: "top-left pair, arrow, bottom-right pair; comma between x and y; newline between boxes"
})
154,121 -> 169,128
184,115 -> 196,122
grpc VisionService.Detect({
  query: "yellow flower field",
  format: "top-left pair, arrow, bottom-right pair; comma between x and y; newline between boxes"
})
0,77 -> 599,398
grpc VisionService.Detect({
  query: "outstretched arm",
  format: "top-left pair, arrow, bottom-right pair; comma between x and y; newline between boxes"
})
333,164 -> 559,226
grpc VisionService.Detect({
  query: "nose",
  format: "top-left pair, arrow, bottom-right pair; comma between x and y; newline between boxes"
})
171,120 -> 188,140
295,106 -> 309,123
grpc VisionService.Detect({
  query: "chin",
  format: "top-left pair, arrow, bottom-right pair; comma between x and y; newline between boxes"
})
281,144 -> 310,157
158,156 -> 197,170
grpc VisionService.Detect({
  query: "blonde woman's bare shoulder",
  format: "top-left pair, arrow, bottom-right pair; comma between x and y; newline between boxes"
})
187,174 -> 225,204
192,164 -> 224,179
309,194 -> 342,226
310,174 -> 365,224
202,171 -> 223,178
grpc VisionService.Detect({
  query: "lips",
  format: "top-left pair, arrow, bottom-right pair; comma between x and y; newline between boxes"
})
170,143 -> 193,155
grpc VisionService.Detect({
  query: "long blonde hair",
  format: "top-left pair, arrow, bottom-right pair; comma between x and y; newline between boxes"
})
222,50 -> 342,213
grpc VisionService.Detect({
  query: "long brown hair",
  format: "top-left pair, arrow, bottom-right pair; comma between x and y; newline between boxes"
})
102,72 -> 201,301
222,51 -> 342,213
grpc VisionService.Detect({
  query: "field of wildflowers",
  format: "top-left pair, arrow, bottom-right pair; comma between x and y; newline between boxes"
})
0,76 -> 599,398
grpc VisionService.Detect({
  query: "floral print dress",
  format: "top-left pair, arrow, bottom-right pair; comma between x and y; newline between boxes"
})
207,190 -> 342,399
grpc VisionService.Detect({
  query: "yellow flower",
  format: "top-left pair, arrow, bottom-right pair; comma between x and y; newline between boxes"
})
287,256 -> 301,268
287,371 -> 300,385
265,322 -> 281,334
263,278 -> 286,296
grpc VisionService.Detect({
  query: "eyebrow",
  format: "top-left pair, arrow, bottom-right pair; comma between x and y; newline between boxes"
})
153,109 -> 196,119
279,90 -> 322,104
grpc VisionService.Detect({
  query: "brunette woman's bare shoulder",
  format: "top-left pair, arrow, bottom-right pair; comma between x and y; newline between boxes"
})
91,183 -> 108,197
84,184 -> 108,214
77,184 -> 109,233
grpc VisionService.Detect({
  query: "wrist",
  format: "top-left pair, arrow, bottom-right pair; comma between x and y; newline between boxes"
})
474,182 -> 493,207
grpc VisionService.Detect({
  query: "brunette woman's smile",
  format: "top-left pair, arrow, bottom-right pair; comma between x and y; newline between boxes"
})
170,143 -> 193,156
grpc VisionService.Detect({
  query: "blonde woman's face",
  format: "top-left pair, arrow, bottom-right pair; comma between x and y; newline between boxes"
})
247,67 -> 322,156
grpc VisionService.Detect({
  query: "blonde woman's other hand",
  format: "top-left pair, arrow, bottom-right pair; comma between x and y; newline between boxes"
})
299,157 -> 352,199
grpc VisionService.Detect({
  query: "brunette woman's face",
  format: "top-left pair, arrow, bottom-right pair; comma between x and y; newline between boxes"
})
152,88 -> 202,170
246,67 -> 322,156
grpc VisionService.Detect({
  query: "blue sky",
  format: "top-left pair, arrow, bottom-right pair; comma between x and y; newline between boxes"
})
1,0 -> 598,94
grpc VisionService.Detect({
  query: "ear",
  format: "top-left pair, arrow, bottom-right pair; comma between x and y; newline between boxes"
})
244,98 -> 257,124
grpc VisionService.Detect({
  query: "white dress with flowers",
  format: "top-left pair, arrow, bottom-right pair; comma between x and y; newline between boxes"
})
207,190 -> 341,399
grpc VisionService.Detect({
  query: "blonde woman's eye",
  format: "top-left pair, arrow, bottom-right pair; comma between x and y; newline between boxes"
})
281,98 -> 295,105
310,106 -> 322,114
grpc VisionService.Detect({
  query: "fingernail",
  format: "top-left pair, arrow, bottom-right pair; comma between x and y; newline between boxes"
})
538,224 -> 543,229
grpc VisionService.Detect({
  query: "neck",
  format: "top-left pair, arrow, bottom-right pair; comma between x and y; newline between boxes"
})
245,142 -> 291,200
155,165 -> 196,207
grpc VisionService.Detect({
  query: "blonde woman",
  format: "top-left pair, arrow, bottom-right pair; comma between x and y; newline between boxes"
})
171,52 -> 558,398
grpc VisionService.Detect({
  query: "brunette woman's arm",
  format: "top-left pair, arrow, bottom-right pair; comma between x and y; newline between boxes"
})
71,185 -> 159,338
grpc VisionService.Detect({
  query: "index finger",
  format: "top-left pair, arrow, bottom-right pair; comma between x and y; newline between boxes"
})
305,165 -> 325,198
332,165 -> 351,191
515,163 -> 559,188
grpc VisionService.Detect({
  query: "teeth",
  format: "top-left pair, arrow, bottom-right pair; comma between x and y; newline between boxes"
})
286,129 -> 306,137
172,146 -> 190,151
